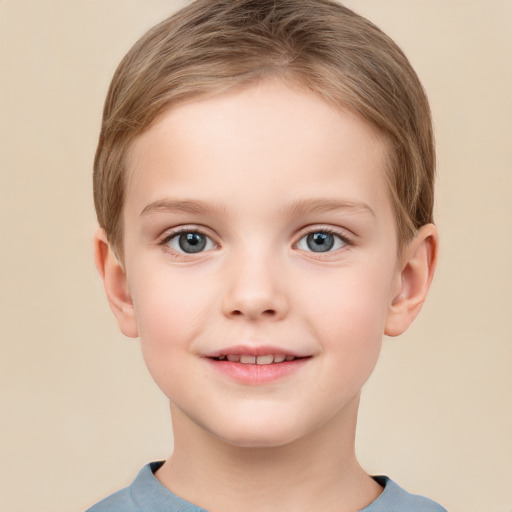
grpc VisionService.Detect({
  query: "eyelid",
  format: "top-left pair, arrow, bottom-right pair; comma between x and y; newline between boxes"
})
156,224 -> 354,255
158,226 -> 219,253
294,225 -> 355,252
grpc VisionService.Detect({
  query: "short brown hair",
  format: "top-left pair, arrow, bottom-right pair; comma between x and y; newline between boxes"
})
94,0 -> 435,256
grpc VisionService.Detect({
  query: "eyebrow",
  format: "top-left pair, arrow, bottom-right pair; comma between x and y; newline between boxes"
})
140,197 -> 375,218
140,199 -> 225,217
284,198 -> 376,218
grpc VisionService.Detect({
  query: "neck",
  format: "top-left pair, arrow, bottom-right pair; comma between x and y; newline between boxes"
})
156,394 -> 382,512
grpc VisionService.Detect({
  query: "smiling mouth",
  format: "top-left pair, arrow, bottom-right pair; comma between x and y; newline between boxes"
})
205,350 -> 311,384
210,354 -> 307,365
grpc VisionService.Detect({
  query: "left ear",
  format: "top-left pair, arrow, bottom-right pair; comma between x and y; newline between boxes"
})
385,224 -> 439,337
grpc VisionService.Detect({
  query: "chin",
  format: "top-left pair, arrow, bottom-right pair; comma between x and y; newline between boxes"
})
207,415 -> 312,449
217,431 -> 296,449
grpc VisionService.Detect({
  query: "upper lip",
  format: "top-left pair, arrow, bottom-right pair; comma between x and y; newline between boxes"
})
202,344 -> 309,358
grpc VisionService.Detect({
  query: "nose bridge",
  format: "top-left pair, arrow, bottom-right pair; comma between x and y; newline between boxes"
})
221,242 -> 289,321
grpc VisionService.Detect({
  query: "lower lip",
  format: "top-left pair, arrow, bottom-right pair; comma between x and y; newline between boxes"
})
205,358 -> 310,385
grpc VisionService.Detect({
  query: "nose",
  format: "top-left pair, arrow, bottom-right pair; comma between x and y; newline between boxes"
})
221,251 -> 289,322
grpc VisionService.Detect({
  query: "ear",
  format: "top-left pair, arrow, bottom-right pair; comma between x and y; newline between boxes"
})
385,224 -> 439,337
94,228 -> 139,338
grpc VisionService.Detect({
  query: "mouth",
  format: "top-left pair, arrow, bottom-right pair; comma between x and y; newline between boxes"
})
203,347 -> 312,384
210,354 -> 305,365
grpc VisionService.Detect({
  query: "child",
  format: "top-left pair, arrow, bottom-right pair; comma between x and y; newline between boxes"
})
89,0 -> 445,510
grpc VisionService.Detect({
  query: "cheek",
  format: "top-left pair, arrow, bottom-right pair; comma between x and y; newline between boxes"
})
128,269 -> 214,385
300,273 -> 388,400
298,262 -> 394,348
131,267 -> 209,338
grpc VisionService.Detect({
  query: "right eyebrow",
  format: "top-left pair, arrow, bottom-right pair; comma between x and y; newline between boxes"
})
140,199 -> 225,217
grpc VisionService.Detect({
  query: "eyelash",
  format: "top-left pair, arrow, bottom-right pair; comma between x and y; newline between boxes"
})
160,227 -> 207,243
295,227 -> 354,253
157,226 -> 354,256
158,227 -> 214,251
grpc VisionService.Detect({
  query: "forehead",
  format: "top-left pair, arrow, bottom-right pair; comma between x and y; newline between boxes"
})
124,80 -> 391,223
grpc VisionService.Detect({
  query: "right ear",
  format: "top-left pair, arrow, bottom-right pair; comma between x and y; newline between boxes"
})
94,228 -> 138,338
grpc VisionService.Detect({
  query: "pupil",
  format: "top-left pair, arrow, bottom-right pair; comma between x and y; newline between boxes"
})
179,233 -> 206,253
307,232 -> 334,252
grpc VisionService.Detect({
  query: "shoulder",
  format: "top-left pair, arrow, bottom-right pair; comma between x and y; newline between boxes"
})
362,476 -> 447,512
86,486 -> 137,512
86,462 -> 207,512
85,463 -> 158,512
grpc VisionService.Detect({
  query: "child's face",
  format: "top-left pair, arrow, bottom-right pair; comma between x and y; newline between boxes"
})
119,80 -> 403,447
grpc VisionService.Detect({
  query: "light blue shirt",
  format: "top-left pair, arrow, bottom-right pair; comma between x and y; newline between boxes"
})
87,462 -> 447,512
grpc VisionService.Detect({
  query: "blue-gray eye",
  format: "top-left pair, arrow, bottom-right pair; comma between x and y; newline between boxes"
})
168,232 -> 215,254
297,231 -> 347,253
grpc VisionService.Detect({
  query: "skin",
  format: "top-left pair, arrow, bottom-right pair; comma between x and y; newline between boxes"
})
95,80 -> 438,512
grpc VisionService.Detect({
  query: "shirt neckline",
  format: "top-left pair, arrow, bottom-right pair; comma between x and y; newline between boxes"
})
131,462 -> 399,512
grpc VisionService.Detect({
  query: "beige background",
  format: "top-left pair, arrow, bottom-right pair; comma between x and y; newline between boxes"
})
1,1 -> 511,511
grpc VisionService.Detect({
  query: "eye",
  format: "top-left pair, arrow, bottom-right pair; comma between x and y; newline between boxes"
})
166,231 -> 216,254
296,230 -> 348,253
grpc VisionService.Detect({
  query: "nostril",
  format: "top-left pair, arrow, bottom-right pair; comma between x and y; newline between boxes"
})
229,308 -> 276,318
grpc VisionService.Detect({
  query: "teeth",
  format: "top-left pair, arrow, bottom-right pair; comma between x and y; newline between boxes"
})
256,355 -> 274,365
218,354 -> 297,364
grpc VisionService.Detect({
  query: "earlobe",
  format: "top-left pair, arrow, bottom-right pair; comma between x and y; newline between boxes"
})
94,228 -> 139,338
384,224 -> 439,337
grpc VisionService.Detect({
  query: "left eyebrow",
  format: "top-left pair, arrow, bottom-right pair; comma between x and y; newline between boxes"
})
283,198 -> 376,218
140,198 -> 226,217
